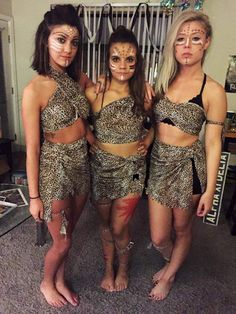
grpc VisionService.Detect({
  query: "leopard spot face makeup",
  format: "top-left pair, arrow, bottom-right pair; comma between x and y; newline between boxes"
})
109,43 -> 137,81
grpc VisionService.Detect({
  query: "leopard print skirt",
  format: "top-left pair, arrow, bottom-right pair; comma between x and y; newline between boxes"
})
90,148 -> 146,201
39,139 -> 90,222
146,139 -> 206,210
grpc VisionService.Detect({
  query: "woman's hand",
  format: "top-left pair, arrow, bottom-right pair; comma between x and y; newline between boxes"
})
94,74 -> 110,95
89,139 -> 99,154
29,198 -> 44,222
196,191 -> 214,217
137,139 -> 148,156
144,81 -> 155,104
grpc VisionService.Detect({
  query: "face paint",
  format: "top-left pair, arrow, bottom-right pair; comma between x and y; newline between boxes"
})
109,43 -> 137,81
48,25 -> 79,69
175,22 -> 206,47
62,25 -> 78,38
49,37 -> 64,53
174,21 -> 208,66
115,197 -> 140,223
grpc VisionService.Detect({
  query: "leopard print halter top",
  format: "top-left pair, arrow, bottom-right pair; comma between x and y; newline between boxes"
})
41,67 -> 90,132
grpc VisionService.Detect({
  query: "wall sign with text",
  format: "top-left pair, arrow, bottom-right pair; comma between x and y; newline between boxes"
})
203,152 -> 230,226
225,55 -> 236,93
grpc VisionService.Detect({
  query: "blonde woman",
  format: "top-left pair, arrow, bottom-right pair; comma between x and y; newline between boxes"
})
147,10 -> 227,301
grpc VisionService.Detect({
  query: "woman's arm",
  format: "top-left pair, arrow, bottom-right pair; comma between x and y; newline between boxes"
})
79,72 -> 94,91
197,81 -> 227,217
138,128 -> 154,156
22,82 -> 44,220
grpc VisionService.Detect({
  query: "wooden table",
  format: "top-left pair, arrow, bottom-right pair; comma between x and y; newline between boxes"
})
223,131 -> 236,151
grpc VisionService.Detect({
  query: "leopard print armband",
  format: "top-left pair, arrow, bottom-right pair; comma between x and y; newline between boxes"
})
206,119 -> 224,126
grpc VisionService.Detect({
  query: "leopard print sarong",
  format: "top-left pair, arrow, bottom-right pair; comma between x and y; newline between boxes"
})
146,139 -> 206,210
90,148 -> 146,201
39,139 -> 90,222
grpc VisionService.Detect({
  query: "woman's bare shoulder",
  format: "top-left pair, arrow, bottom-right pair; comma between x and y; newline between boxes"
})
205,75 -> 227,114
206,75 -> 225,95
24,75 -> 53,94
23,74 -> 56,109
85,85 -> 97,102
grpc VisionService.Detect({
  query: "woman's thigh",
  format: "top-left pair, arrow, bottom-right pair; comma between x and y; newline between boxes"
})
148,197 -> 173,241
47,198 -> 72,243
173,195 -> 201,233
71,194 -> 88,220
111,193 -> 141,230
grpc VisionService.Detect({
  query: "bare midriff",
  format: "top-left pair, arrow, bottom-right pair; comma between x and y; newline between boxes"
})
97,140 -> 140,157
44,118 -> 86,144
156,122 -> 199,147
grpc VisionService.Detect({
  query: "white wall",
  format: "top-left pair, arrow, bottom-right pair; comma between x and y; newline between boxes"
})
204,0 -> 236,112
0,0 -> 12,16
4,0 -> 236,143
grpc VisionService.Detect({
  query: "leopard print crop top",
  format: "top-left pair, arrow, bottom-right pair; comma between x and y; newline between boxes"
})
41,67 -> 90,132
154,97 -> 206,135
92,96 -> 146,144
154,74 -> 207,135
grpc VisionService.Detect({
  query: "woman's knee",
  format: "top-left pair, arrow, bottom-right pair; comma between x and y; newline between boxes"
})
112,223 -> 128,241
52,236 -> 72,255
112,225 -> 123,240
174,222 -> 192,239
151,236 -> 170,248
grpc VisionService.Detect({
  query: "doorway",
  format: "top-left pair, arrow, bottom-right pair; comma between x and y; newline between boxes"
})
0,16 -> 18,141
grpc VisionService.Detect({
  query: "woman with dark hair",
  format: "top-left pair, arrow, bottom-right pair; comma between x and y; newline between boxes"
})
85,26 -> 153,292
22,5 -> 92,308
147,10 -> 227,300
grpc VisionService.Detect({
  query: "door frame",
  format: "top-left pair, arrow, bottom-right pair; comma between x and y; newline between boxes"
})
0,13 -> 20,148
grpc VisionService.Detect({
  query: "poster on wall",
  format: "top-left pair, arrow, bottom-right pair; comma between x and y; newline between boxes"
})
225,55 -> 236,93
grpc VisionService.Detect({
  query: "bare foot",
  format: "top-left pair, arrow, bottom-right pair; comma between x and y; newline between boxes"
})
40,281 -> 67,308
152,263 -> 169,284
101,267 -> 115,292
149,278 -> 174,301
56,281 -> 79,306
115,265 -> 129,292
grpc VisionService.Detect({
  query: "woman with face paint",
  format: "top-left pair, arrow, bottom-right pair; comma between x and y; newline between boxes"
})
85,26 -> 154,292
147,11 -> 227,301
21,5 -> 93,308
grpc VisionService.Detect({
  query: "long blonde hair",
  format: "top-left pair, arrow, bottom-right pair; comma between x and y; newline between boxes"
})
155,10 -> 212,96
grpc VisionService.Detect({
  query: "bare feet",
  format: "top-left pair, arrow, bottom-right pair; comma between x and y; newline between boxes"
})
152,263 -> 169,284
40,281 -> 67,308
115,264 -> 129,292
149,278 -> 174,301
56,281 -> 79,306
101,267 -> 115,292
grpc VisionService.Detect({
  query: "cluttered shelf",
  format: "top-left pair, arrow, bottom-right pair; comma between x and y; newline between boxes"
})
223,131 -> 236,152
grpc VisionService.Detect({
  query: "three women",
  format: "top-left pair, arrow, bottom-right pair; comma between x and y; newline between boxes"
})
22,4 -> 226,307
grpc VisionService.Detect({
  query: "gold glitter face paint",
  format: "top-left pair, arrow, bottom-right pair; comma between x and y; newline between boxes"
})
109,43 -> 137,81
62,25 -> 78,37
